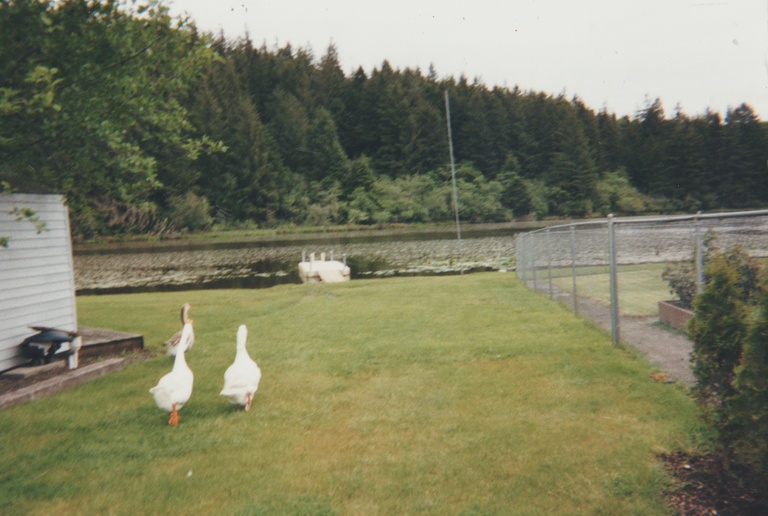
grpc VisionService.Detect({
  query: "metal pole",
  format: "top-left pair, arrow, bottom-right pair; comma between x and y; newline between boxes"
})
571,225 -> 578,316
444,91 -> 462,270
695,211 -> 704,294
522,233 -> 529,285
531,233 -> 539,292
524,233 -> 529,286
546,228 -> 553,299
520,235 -> 528,287
608,214 -> 619,347
525,234 -> 530,286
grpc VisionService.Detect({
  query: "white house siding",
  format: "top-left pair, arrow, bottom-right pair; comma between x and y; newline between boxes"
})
0,193 -> 77,372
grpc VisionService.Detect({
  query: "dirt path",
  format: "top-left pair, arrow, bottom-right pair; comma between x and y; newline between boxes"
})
570,295 -> 696,386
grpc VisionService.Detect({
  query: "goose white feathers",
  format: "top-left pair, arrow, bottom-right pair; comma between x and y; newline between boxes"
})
220,325 -> 261,411
165,303 -> 194,356
150,321 -> 194,425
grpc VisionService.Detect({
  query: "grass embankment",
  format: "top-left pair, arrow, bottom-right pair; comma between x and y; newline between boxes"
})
0,273 -> 704,515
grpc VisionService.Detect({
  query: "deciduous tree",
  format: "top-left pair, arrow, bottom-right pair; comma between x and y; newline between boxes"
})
0,0 -> 218,236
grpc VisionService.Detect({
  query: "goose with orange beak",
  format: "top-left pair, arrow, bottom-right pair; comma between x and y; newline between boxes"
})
220,325 -> 262,411
165,303 -> 194,356
151,320 -> 194,425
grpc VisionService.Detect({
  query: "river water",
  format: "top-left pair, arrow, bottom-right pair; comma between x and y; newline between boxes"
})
73,225 -> 530,295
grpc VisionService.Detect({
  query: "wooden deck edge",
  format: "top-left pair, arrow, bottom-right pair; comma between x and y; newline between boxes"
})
0,357 -> 126,410
78,335 -> 144,359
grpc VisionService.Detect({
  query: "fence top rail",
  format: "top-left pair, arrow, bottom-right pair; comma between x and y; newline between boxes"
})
520,209 -> 768,237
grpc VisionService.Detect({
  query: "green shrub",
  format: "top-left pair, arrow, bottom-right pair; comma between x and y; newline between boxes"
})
662,233 -> 760,309
688,254 -> 750,470
305,183 -> 342,226
527,179 -> 551,219
167,192 -> 213,232
687,244 -> 768,480
732,272 -> 768,486
595,169 -> 647,216
344,187 -> 377,225
455,176 -> 509,223
661,261 -> 698,308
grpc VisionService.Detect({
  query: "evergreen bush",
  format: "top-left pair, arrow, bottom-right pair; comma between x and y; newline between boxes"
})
732,272 -> 768,486
662,233 -> 760,309
688,249 -> 768,480
688,254 -> 750,471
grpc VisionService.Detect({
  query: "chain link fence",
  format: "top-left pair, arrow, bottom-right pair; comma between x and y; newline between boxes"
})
515,210 -> 768,345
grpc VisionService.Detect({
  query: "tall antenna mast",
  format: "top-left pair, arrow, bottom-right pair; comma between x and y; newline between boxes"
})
444,91 -> 462,268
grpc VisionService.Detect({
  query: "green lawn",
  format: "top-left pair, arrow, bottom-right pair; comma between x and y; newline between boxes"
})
0,273 -> 704,515
546,263 -> 673,316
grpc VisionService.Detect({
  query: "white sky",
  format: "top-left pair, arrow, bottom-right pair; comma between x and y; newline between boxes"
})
167,0 -> 768,120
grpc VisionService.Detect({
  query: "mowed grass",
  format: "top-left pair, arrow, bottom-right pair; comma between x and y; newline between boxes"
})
548,264 -> 672,316
0,273 -> 704,515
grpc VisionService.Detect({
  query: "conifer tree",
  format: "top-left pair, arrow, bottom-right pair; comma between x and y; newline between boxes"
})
401,94 -> 445,176
305,107 -> 350,185
732,274 -> 768,485
188,57 -> 286,223
691,110 -> 726,209
314,43 -> 347,125
660,108 -> 706,206
341,66 -> 375,158
722,104 -> 767,207
688,255 -> 750,471
265,88 -> 311,176
344,156 -> 376,197
498,154 -> 531,217
596,109 -> 621,174
546,111 -> 599,216
369,61 -> 410,177
628,98 -> 669,194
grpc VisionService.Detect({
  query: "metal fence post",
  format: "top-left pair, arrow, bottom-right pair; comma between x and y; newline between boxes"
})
546,228 -> 553,299
523,233 -> 529,285
532,233 -> 538,293
695,211 -> 704,294
608,214 -> 619,347
527,233 -> 531,286
571,225 -> 578,316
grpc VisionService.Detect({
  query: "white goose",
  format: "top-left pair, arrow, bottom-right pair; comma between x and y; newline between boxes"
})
165,303 -> 194,356
220,325 -> 262,411
150,321 -> 194,425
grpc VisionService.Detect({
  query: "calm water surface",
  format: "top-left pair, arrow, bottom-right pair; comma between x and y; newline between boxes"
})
74,227 -> 525,295
74,228 -> 518,295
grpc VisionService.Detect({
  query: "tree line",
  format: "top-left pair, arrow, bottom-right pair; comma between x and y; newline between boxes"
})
2,0 -> 767,240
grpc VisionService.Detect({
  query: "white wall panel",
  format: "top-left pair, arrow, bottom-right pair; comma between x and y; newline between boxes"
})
0,193 -> 77,371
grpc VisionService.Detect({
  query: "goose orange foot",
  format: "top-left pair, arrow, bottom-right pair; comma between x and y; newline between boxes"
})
168,405 -> 180,426
245,393 -> 252,412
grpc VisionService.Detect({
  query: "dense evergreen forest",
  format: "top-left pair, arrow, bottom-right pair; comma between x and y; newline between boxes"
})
2,1 -> 767,240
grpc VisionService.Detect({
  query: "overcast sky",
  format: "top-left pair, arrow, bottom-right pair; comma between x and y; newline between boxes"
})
167,1 -> 768,120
